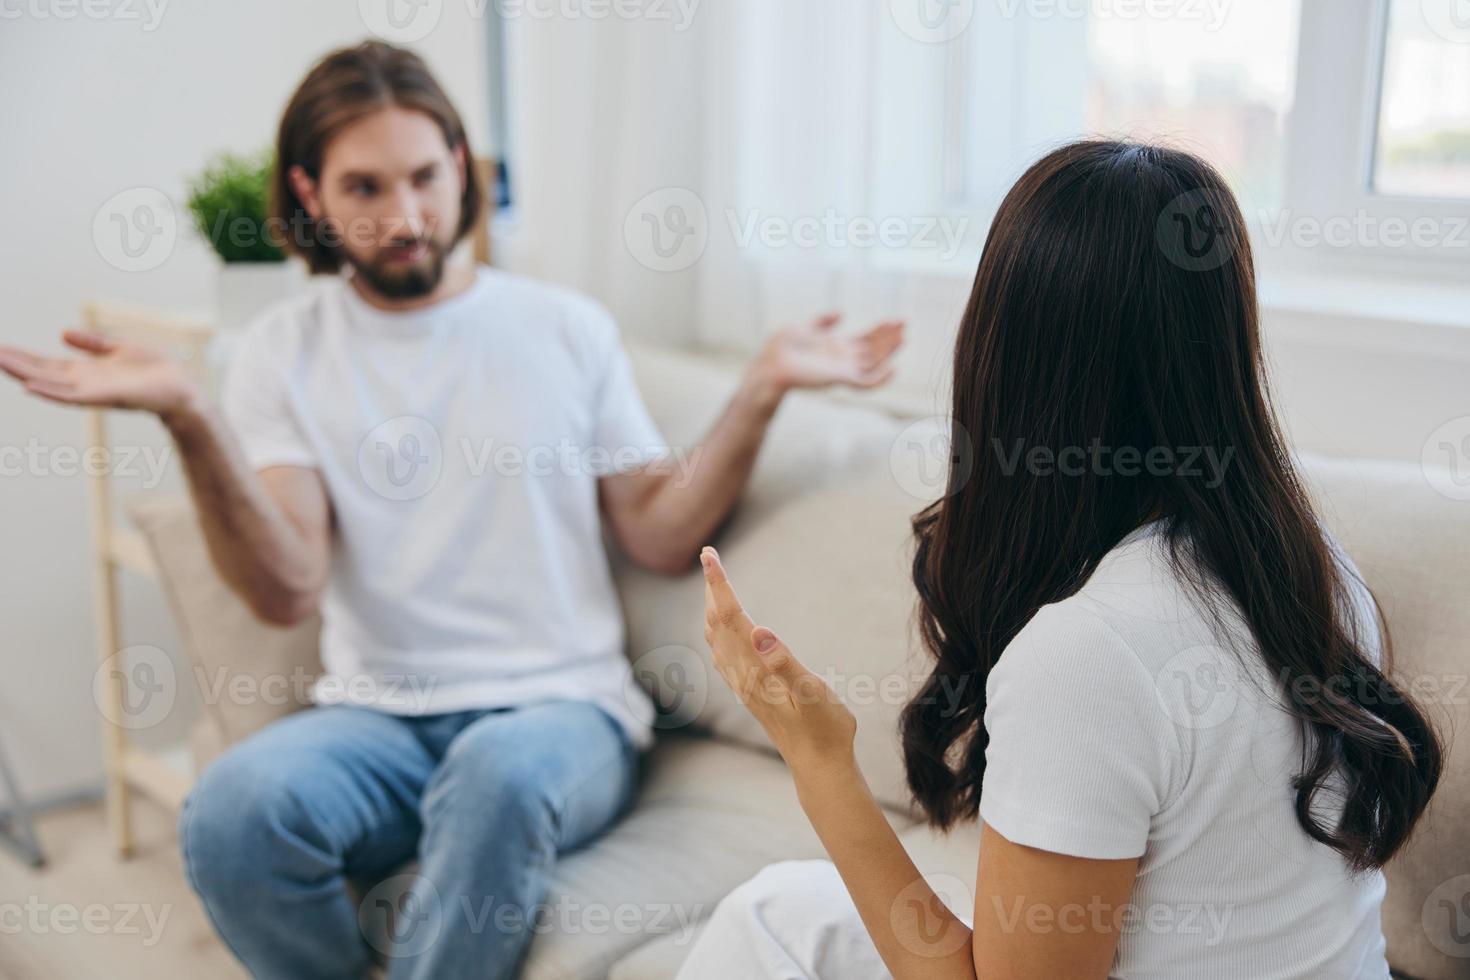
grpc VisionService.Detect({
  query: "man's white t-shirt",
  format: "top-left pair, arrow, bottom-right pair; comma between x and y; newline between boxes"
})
221,267 -> 663,750
979,519 -> 1390,979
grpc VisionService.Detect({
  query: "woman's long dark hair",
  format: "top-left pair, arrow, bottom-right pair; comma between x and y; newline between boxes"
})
903,141 -> 1441,871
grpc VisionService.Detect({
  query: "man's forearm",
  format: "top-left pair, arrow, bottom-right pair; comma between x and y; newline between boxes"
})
161,397 -> 326,624
632,367 -> 786,569
607,315 -> 904,573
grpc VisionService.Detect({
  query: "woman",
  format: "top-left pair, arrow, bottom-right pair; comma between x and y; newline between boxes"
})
677,142 -> 1443,979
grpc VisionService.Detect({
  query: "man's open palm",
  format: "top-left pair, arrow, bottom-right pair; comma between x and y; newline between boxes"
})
759,314 -> 905,392
0,330 -> 194,416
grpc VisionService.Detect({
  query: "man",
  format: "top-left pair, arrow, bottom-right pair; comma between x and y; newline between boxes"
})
0,41 -> 902,979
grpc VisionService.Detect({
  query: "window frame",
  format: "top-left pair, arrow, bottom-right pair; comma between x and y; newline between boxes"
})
1278,0 -> 1470,275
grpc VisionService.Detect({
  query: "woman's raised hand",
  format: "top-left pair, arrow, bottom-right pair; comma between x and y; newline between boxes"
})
700,546 -> 857,773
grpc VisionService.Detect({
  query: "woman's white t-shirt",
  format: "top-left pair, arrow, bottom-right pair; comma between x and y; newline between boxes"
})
220,267 -> 666,749
977,519 -> 1390,979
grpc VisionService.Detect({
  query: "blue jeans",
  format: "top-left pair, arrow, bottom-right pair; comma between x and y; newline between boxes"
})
178,700 -> 640,980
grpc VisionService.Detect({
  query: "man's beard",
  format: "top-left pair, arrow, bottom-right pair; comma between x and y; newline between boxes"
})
342,235 -> 449,299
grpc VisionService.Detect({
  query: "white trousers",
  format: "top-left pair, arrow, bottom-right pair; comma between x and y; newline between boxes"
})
674,860 -> 894,980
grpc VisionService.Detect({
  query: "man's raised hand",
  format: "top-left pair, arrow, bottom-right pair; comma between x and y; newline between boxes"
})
754,314 -> 905,393
0,330 -> 199,420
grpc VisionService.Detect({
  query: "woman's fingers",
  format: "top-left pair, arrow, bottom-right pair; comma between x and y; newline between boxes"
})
750,626 -> 799,678
750,629 -> 840,720
700,548 -> 813,712
700,547 -> 748,625
702,582 -> 724,651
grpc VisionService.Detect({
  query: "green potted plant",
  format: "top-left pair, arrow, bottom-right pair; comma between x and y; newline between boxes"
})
186,150 -> 303,329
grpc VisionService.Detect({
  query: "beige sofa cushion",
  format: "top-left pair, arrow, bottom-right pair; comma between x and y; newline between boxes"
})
1302,455 -> 1470,980
126,494 -> 322,770
620,345 -> 930,813
615,472 -> 930,815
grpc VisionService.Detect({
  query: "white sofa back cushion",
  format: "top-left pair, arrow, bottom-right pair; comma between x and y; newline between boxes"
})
618,345 -> 929,813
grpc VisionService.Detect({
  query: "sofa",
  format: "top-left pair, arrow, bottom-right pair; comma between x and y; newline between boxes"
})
128,343 -> 1470,979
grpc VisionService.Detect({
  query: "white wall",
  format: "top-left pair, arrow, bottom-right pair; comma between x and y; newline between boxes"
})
1265,308 -> 1470,466
0,1 -> 490,801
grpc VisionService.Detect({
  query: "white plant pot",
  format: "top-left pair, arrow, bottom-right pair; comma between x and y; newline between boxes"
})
205,260 -> 308,395
214,260 -> 306,331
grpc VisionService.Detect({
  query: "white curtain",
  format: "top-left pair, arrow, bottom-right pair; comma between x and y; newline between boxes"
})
497,1 -> 1083,413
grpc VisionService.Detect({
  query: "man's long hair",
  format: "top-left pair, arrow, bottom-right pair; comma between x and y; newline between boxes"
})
271,40 -> 483,274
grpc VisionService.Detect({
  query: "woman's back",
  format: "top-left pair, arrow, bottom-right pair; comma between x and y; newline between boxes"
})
978,519 -> 1389,979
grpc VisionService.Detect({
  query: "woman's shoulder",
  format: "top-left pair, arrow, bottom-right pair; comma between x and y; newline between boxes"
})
1016,525 -> 1224,673
992,523 -> 1262,753
1041,521 -> 1382,670
1002,520 -> 1383,735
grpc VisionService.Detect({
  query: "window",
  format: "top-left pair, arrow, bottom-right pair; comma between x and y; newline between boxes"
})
485,5 -> 513,209
1087,2 -> 1301,211
1284,0 -> 1470,270
1373,0 -> 1470,200
915,0 -> 1470,275
932,3 -> 1305,224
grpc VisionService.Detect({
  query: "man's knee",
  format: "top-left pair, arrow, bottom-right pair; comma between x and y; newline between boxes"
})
423,723 -> 558,834
179,743 -> 326,899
